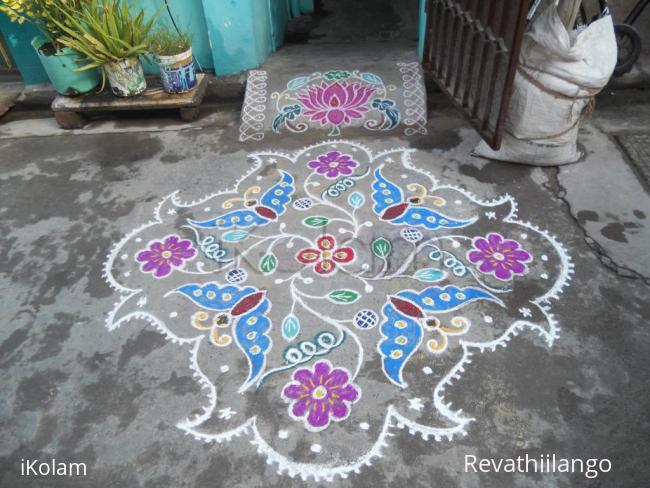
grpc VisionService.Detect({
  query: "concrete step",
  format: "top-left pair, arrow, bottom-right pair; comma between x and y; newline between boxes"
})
239,42 -> 429,142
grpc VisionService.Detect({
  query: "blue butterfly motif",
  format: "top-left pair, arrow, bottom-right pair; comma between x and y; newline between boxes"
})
175,283 -> 272,389
396,285 -> 502,313
371,168 -> 474,230
188,171 -> 295,229
377,301 -> 422,388
377,286 -> 500,388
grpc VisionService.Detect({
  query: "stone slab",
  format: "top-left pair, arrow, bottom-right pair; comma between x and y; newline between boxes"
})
239,44 -> 428,142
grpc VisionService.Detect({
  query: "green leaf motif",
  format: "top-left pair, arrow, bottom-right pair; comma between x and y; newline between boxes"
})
303,216 -> 329,228
348,192 -> 365,208
222,230 -> 249,242
259,254 -> 277,274
414,268 -> 447,282
281,314 -> 300,341
328,289 -> 360,304
324,70 -> 351,80
372,237 -> 392,258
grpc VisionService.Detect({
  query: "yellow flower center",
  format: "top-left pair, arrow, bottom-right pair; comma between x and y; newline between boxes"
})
161,250 -> 172,259
492,252 -> 505,261
312,385 -> 328,400
322,250 -> 332,259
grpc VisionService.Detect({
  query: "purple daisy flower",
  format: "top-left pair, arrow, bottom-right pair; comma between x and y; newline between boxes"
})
307,151 -> 359,179
136,235 -> 196,278
467,232 -> 532,281
281,360 -> 360,432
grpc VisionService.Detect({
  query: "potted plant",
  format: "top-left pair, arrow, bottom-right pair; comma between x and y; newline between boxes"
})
148,25 -> 197,94
53,0 -> 156,97
0,0 -> 101,95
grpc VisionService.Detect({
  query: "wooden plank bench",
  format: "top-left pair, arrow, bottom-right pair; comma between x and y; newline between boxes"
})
51,73 -> 208,129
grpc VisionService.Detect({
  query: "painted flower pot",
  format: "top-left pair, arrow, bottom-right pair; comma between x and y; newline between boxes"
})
104,57 -> 146,97
31,36 -> 100,96
155,48 -> 197,94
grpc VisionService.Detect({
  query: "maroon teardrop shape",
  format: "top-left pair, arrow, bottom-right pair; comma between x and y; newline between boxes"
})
255,206 -> 278,221
232,291 -> 266,316
389,296 -> 424,318
381,203 -> 409,221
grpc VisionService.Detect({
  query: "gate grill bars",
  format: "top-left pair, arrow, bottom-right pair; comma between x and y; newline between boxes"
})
422,0 -> 528,150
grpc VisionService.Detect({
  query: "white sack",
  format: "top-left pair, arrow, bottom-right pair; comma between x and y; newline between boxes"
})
474,5 -> 617,165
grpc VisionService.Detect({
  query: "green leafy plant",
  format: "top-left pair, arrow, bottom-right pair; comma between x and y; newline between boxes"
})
148,24 -> 191,57
51,0 -> 157,70
0,0 -> 86,50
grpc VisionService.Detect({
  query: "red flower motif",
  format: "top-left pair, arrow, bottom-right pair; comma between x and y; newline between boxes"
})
296,235 -> 355,275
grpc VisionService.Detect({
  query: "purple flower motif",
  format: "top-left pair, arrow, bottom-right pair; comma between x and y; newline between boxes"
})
298,81 -> 376,135
307,151 -> 358,179
282,360 -> 360,432
467,233 -> 532,281
136,235 -> 196,278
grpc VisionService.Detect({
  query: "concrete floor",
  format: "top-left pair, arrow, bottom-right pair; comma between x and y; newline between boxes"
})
0,85 -> 649,487
309,0 -> 420,44
1,4 -> 650,483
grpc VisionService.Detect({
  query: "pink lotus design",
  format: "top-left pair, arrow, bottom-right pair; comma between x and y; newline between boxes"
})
467,233 -> 532,281
298,81 -> 376,135
282,360 -> 360,432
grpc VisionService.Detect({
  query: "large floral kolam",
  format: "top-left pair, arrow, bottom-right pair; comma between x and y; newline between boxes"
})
104,141 -> 573,481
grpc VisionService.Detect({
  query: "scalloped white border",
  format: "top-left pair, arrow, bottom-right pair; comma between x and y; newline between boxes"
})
102,140 -> 574,481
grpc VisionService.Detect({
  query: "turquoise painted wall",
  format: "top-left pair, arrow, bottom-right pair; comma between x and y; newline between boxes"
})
270,0 -> 290,50
0,0 -> 296,84
0,16 -> 49,85
0,0 -> 219,84
201,0 -> 287,75
2,0 -> 419,84
418,0 -> 426,60
140,0 -> 213,72
300,0 -> 315,15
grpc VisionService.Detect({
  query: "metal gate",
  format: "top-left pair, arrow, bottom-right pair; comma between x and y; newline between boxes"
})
422,0 -> 528,149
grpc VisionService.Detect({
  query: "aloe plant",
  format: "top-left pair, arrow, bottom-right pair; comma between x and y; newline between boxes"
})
52,0 -> 158,71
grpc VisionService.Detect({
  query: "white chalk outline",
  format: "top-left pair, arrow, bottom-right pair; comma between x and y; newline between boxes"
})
102,140 -> 574,481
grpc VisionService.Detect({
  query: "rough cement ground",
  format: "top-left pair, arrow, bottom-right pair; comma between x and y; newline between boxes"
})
0,81 -> 23,119
0,88 -> 649,487
308,0 -> 419,44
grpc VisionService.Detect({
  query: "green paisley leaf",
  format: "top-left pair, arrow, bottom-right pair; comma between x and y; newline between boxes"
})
222,230 -> 249,242
281,314 -> 300,341
328,289 -> 360,304
414,268 -> 447,282
372,237 -> 392,258
259,254 -> 277,274
303,216 -> 329,228
348,192 -> 365,208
